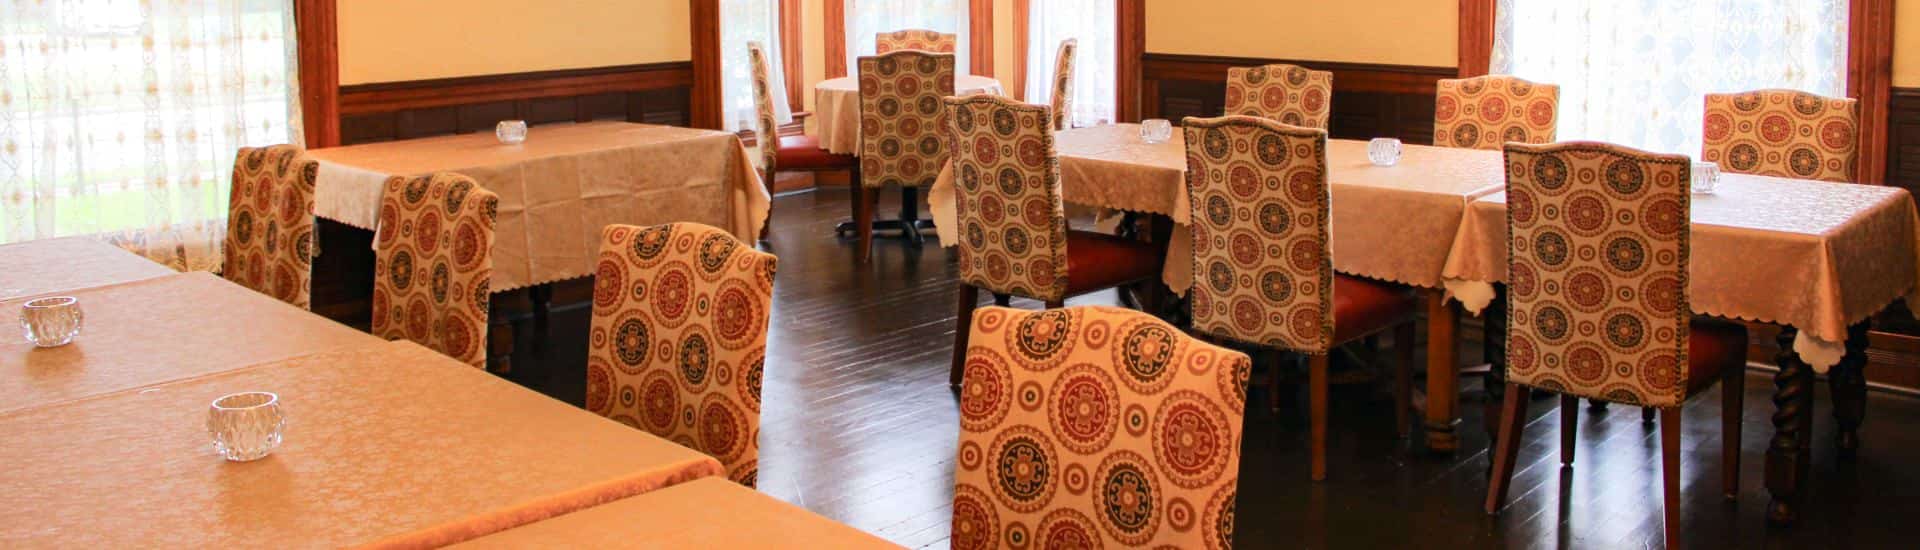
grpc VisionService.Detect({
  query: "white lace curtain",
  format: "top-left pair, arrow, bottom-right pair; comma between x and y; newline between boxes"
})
1023,0 -> 1116,128
846,0 -> 970,74
0,0 -> 303,271
1492,0 -> 1848,156
722,0 -> 793,133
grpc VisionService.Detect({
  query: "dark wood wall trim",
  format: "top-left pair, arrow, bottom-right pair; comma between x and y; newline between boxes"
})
1141,53 -> 1453,142
969,0 -> 994,77
1847,0 -> 1895,184
1889,87 -> 1920,189
1457,0 -> 1494,78
690,0 -> 723,129
779,0 -> 806,108
336,63 -> 695,145
339,63 -> 694,114
294,0 -> 340,147
824,0 -> 995,79
1116,0 -> 1144,123
824,0 -> 848,78
1010,0 -> 1030,101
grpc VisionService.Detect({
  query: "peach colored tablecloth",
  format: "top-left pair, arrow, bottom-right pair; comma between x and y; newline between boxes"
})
1,272 -> 378,415
1441,174 -> 1920,373
813,75 -> 1003,155
931,125 -> 1507,293
0,340 -> 725,549
307,121 -> 771,291
450,477 -> 900,549
0,237 -> 174,299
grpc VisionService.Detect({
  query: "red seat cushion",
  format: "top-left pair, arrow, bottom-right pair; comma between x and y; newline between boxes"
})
1330,275 -> 1420,345
1685,318 -> 1749,397
1064,230 -> 1163,297
772,135 -> 856,171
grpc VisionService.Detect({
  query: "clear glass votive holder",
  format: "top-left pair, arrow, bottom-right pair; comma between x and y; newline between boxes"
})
1368,138 -> 1403,166
1140,119 -> 1173,144
495,120 -> 528,144
208,392 -> 285,462
1691,161 -> 1720,194
20,296 -> 83,348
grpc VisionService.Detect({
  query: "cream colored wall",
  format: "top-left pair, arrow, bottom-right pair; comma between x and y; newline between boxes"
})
1142,0 -> 1455,67
1897,0 -> 1920,87
338,0 -> 690,85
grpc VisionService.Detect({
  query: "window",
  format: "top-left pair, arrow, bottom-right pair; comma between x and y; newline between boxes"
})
845,0 -> 971,74
1024,0 -> 1117,127
1493,0 -> 1848,156
722,0 -> 792,133
0,0 -> 302,271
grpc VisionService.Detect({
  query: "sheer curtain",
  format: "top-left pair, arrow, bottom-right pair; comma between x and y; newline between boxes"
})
846,0 -> 970,74
1493,0 -> 1848,156
1024,0 -> 1116,127
0,0 -> 302,271
722,0 -> 792,133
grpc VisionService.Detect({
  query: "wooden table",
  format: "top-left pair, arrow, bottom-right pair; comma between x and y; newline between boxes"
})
812,75 -> 1004,156
450,477 -> 901,548
0,340 -> 725,548
0,237 -> 175,299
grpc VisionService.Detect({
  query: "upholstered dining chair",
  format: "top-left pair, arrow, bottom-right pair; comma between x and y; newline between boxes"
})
224,145 -> 319,310
1181,115 -> 1420,481
944,95 -> 1163,387
875,28 -> 956,53
371,172 -> 499,369
950,305 -> 1251,550
852,50 -> 957,262
1485,142 -> 1748,549
1702,89 -> 1859,183
1223,64 -> 1333,129
1434,75 -> 1560,150
749,41 -> 858,238
1047,39 -> 1077,131
584,222 -> 776,487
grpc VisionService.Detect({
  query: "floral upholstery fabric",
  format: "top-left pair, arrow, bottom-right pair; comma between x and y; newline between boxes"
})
947,95 -> 1069,302
858,51 -> 956,189
951,305 -> 1251,550
1223,64 -> 1333,129
371,173 -> 499,368
747,41 -> 779,179
875,29 -> 957,54
584,223 -> 777,487
1504,142 -> 1693,408
1049,39 -> 1078,131
1434,75 -> 1559,150
1181,115 -> 1335,353
224,145 -> 318,310
1702,89 -> 1858,183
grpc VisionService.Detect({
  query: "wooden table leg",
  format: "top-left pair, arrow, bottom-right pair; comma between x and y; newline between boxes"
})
1830,321 -> 1871,458
1766,326 -> 1815,525
1424,290 -> 1460,453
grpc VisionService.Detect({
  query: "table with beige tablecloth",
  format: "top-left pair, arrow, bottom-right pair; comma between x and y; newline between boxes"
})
450,477 -> 900,549
307,121 -> 770,292
0,340 -> 725,548
0,237 -> 175,299
813,75 -> 1004,156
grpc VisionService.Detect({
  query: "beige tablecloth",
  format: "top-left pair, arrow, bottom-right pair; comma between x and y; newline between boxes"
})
451,477 -> 900,549
1441,174 -> 1920,372
813,74 -> 1004,155
0,237 -> 175,299
1,272 -> 378,414
307,121 -> 771,291
931,125 -> 1507,293
0,340 -> 725,548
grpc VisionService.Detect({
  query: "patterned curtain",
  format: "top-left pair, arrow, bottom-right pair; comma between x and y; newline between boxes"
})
1492,0 -> 1847,156
846,0 -> 970,74
722,0 -> 792,133
1023,0 -> 1116,127
0,0 -> 303,271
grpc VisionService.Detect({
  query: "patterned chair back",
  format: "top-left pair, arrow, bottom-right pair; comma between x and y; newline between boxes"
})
584,223 -> 776,486
950,305 -> 1251,550
747,41 -> 779,180
371,173 -> 499,368
857,50 -> 956,189
945,95 -> 1069,302
1182,115 -> 1334,353
225,145 -> 318,309
1435,75 -> 1559,150
1223,64 -> 1333,129
1049,39 -> 1078,131
1702,89 -> 1858,183
875,28 -> 956,53
1503,141 -> 1693,407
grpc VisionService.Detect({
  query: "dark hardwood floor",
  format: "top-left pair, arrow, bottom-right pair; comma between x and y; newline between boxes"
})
504,187 -> 1920,549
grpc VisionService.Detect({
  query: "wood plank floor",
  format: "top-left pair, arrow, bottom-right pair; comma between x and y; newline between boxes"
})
506,187 -> 1920,549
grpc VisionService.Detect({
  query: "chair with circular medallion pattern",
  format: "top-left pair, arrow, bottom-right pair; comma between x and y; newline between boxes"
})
371,173 -> 499,369
224,145 -> 319,310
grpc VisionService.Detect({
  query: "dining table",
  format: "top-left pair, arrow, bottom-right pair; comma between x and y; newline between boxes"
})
0,237 -> 175,299
449,477 -> 901,549
812,74 -> 1004,156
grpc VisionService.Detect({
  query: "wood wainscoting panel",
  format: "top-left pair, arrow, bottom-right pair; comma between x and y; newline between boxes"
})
337,62 -> 694,145
1141,53 -> 1453,143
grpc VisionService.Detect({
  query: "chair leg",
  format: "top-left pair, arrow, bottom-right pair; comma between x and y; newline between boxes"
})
1310,353 -> 1330,481
951,284 -> 980,388
993,293 -> 1011,307
1393,322 -> 1415,438
1723,363 -> 1744,499
855,186 -> 878,264
1268,351 -> 1285,415
1044,299 -> 1065,309
1485,383 -> 1532,514
1561,395 -> 1579,466
1643,407 -> 1657,424
1661,408 -> 1684,550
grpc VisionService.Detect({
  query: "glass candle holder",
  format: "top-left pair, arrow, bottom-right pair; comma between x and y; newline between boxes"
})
495,120 -> 528,144
1691,161 -> 1720,194
208,392 -> 285,462
1368,138 -> 1403,166
1140,119 -> 1173,144
20,296 -> 83,348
